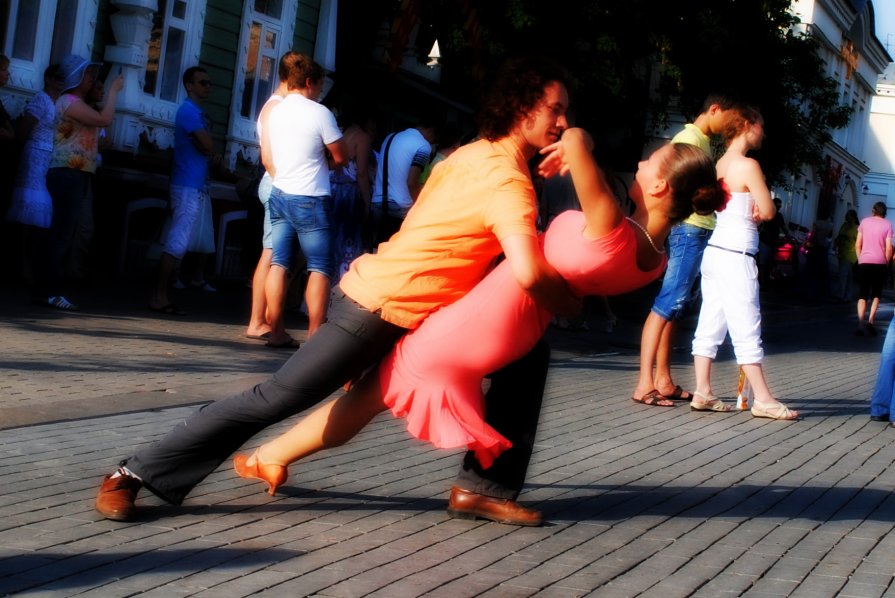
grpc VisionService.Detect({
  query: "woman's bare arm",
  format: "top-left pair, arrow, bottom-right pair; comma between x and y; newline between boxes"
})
559,128 -> 622,239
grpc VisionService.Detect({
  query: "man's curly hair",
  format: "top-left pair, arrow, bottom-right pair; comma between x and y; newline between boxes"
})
477,56 -> 569,142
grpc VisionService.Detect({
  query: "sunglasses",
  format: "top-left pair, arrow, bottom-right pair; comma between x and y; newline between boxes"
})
196,79 -> 212,87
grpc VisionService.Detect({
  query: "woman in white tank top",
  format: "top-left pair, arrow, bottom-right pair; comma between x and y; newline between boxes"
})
690,109 -> 798,420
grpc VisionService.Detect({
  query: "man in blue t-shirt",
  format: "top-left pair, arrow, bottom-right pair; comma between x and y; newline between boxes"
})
148,66 -> 216,315
370,122 -> 436,244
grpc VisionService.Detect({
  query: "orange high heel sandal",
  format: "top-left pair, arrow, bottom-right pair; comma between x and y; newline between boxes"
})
233,451 -> 288,496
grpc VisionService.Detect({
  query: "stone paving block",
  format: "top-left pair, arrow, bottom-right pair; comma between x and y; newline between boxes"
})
853,558 -> 895,579
540,559 -> 638,593
110,584 -> 195,598
324,560 -> 443,597
787,574 -> 849,598
0,294 -> 889,595
453,578 -> 535,598
596,554 -> 691,595
837,580 -> 889,598
244,565 -> 348,596
492,560 -> 585,592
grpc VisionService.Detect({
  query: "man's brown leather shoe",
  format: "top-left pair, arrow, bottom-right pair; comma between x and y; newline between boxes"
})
446,486 -> 543,526
95,472 -> 142,521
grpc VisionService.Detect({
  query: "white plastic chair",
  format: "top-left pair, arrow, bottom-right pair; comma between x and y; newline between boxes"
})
119,197 -> 167,274
215,209 -> 248,276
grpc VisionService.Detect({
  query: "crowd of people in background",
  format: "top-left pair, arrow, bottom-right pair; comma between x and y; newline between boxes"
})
2,54 -> 123,311
1,49 -> 881,331
4,48 -> 895,526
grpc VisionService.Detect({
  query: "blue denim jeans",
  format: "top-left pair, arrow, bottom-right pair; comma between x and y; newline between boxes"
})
870,319 -> 895,421
257,174 -> 273,250
269,186 -> 334,278
651,222 -> 712,320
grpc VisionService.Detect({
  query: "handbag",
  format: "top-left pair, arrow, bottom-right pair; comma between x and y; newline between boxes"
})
374,133 -> 404,247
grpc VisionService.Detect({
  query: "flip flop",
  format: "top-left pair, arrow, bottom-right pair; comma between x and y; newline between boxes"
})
691,391 -> 733,412
751,402 -> 798,420
661,385 -> 693,401
246,332 -> 271,340
148,303 -> 187,316
265,337 -> 301,349
631,389 -> 675,407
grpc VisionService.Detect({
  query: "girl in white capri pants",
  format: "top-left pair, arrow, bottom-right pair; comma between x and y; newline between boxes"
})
690,108 -> 798,420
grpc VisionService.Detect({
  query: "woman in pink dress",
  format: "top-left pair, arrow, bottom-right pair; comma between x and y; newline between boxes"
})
233,128 -> 728,494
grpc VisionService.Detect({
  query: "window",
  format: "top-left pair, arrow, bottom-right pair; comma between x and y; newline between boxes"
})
239,8 -> 282,120
50,0 -> 79,64
1,0 -> 94,101
4,0 -> 91,64
145,0 -> 190,103
11,1 -> 41,61
225,0 -> 299,166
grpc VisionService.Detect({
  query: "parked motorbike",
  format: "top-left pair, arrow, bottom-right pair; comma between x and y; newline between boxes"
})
768,222 -> 810,285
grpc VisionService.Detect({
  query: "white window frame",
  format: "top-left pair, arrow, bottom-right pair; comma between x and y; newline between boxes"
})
0,0 -> 97,113
143,0 -> 204,106
238,14 -> 281,121
138,0 -> 207,149
225,0 -> 298,166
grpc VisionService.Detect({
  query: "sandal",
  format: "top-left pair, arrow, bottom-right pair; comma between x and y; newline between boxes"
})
265,337 -> 301,349
148,303 -> 187,316
660,385 -> 693,401
632,389 -> 675,407
691,391 -> 733,412
751,402 -> 798,420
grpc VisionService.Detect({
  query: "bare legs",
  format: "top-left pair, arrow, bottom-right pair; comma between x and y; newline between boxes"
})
654,320 -> 678,395
264,264 -> 292,345
246,248 -> 273,338
265,266 -> 329,344
244,370 -> 387,469
305,271 -> 331,337
632,312 -> 677,405
149,252 -> 178,310
857,297 -> 880,334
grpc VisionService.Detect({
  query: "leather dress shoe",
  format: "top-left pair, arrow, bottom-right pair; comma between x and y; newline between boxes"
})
870,414 -> 889,422
446,486 -> 542,526
95,472 -> 142,521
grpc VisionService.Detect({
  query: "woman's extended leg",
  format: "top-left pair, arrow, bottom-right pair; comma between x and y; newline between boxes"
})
242,369 -> 388,471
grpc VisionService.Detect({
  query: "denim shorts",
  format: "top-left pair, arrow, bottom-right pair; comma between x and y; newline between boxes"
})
258,174 -> 273,250
269,186 -> 334,278
162,184 -> 206,259
651,222 -> 711,320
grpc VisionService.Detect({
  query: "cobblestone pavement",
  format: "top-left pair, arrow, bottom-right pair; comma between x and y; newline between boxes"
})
1,281 -> 893,597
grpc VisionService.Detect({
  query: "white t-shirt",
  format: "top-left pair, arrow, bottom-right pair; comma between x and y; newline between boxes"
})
268,93 -> 342,196
256,93 -> 284,141
372,128 -> 433,217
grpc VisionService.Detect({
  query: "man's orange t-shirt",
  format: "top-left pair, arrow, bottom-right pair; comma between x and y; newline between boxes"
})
339,136 -> 538,329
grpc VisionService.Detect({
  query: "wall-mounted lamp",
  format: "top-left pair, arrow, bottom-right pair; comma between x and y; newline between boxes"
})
844,173 -> 852,182
862,184 -> 870,194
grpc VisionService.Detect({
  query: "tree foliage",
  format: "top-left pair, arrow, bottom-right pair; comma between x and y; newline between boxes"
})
338,0 -> 852,185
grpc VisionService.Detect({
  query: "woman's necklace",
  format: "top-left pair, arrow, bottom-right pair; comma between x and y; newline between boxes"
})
625,217 -> 666,255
